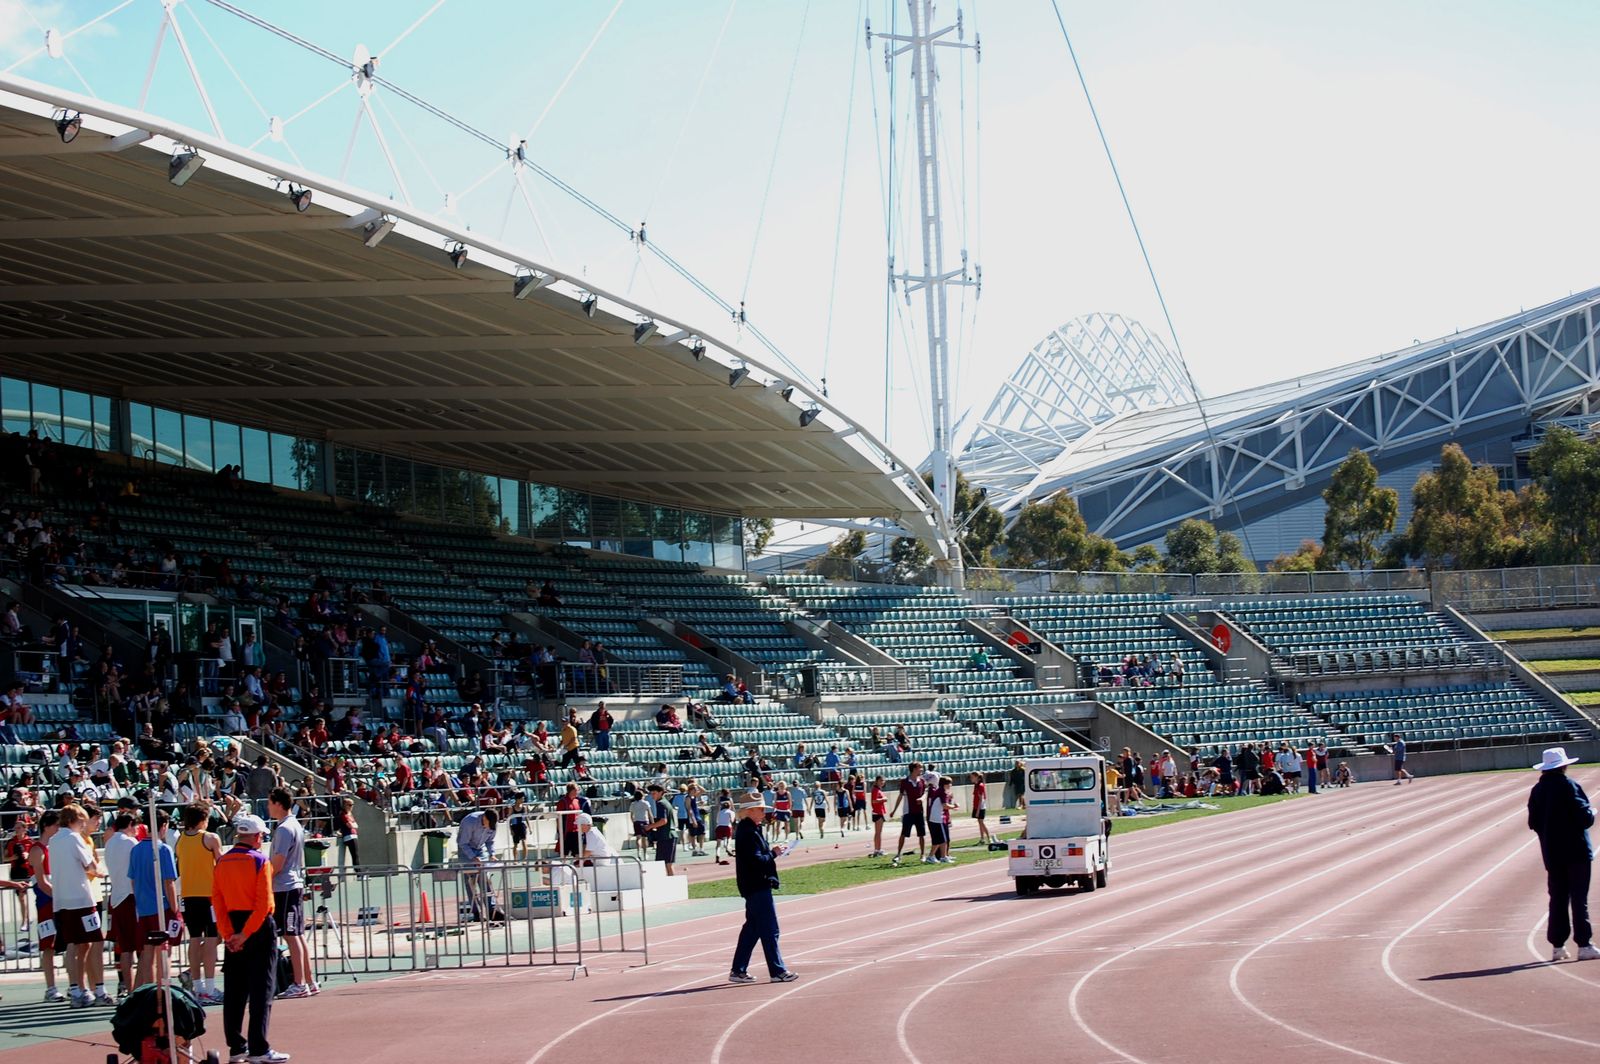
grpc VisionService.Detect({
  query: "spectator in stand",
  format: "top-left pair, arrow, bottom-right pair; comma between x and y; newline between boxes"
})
537,580 -> 562,608
967,647 -> 993,671
697,733 -> 731,761
655,703 -> 683,733
589,702 -> 613,751
718,673 -> 753,705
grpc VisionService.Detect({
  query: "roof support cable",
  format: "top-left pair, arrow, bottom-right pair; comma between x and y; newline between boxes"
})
740,0 -> 813,311
1046,0 -> 1258,562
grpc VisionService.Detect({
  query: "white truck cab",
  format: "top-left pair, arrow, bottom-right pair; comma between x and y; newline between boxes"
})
1008,755 -> 1112,896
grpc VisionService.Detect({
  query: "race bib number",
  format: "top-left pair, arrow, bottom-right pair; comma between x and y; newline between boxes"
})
36,918 -> 55,940
168,919 -> 183,939
81,910 -> 102,933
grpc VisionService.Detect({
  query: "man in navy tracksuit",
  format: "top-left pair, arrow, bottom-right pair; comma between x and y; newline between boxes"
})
1527,747 -> 1597,962
728,792 -> 797,985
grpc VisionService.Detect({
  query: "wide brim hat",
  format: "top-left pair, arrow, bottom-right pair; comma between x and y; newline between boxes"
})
1534,747 -> 1580,772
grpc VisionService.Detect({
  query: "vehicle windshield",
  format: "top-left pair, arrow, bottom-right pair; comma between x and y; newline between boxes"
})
1028,767 -> 1097,792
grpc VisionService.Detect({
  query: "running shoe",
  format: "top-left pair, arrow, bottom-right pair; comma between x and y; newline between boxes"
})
1551,947 -> 1570,962
1577,945 -> 1600,961
770,970 -> 799,983
69,988 -> 92,1008
229,1052 -> 249,1063
248,1051 -> 291,1063
939,857 -> 955,864
307,982 -> 321,996
921,856 -> 936,864
201,988 -> 227,1005
93,991 -> 115,1007
43,987 -> 66,1003
275,984 -> 311,1000
727,971 -> 756,985
891,857 -> 901,867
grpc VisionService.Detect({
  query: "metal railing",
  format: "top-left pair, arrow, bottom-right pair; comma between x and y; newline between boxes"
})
808,664 -> 933,696
1271,641 -> 1495,678
557,662 -> 685,699
1431,565 -> 1600,613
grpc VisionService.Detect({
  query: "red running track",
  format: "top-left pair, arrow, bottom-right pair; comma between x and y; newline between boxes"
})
12,771 -> 1599,1064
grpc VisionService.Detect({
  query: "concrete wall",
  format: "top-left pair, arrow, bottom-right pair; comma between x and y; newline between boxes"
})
1338,741 -> 1600,783
1467,607 -> 1600,630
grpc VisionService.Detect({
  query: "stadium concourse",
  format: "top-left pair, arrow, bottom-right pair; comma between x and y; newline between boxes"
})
8,771 -> 1600,1064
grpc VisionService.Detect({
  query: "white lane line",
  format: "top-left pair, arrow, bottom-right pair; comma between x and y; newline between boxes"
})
524,782 -> 1448,1064
1061,775 -> 1534,1064
713,780 -> 1492,1064
1378,836 -> 1600,1051
1224,801 -> 1530,1064
1523,910 -> 1600,984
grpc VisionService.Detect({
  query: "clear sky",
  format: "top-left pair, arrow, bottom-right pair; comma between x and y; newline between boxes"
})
3,0 -> 1598,481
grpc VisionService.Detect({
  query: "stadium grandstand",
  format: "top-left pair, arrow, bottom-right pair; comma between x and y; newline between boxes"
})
2,6 -> 1600,1064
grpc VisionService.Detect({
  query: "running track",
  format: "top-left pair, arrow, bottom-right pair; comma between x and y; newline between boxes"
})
12,771 -> 1599,1063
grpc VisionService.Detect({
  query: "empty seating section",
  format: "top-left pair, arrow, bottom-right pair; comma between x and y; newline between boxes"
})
580,558 -> 825,676
1303,682 -> 1577,745
1219,595 -> 1460,656
831,709 -> 1019,774
381,523 -> 718,690
1000,593 -> 1340,750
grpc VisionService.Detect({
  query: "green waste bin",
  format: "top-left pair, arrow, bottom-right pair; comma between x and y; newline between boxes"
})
423,831 -> 451,866
305,839 -> 332,869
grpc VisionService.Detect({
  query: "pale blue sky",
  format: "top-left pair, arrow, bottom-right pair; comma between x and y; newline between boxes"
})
3,0 -> 1598,473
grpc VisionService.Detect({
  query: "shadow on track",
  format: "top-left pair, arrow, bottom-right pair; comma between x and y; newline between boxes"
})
1420,961 -> 1551,981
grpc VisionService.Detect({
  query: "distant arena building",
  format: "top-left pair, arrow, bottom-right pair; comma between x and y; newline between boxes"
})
960,290 -> 1600,561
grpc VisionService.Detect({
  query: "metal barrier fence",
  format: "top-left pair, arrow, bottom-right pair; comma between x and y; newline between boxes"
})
1431,565 -> 1600,612
305,854 -> 649,979
809,665 -> 932,696
558,662 -> 685,698
1271,642 -> 1494,678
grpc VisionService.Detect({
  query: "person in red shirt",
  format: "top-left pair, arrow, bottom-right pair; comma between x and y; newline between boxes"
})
869,777 -> 889,856
968,771 -> 995,847
1305,743 -> 1320,794
888,764 -> 929,867
555,783 -> 583,858
391,758 -> 414,794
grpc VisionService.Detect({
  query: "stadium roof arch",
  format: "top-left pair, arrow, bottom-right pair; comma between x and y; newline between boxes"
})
961,286 -> 1600,553
0,75 -> 947,548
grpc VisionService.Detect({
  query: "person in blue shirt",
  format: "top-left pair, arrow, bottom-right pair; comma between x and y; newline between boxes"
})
128,809 -> 181,986
727,793 -> 796,985
1528,747 -> 1597,962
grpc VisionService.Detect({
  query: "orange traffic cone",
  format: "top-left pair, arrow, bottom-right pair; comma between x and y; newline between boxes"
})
418,890 -> 433,925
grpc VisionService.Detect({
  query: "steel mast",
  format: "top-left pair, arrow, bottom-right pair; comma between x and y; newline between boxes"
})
869,1 -> 980,585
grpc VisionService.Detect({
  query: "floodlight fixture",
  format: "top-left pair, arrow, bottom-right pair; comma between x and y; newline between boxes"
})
581,294 -> 598,318
690,339 -> 706,361
799,406 -> 821,428
447,242 -> 469,269
780,385 -> 795,403
513,271 -> 553,300
167,148 -> 203,187
633,320 -> 657,345
362,215 -> 396,248
728,365 -> 750,388
288,185 -> 313,212
54,110 -> 81,144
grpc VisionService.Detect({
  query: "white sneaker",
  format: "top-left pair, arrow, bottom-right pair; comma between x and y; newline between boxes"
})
275,984 -> 311,1000
93,991 -> 115,1006
201,988 -> 227,1005
229,1052 -> 249,1063
68,988 -> 92,1008
940,856 -> 956,864
1577,945 -> 1600,961
921,856 -> 936,864
727,971 -> 756,984
1551,946 -> 1570,962
248,1052 -> 291,1063
891,857 -> 901,867
43,987 -> 66,1003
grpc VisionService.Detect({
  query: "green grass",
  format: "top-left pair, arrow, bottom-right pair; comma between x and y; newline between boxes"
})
686,794 -> 1299,900
1488,626 -> 1600,642
1529,658 -> 1600,675
1572,691 -> 1600,706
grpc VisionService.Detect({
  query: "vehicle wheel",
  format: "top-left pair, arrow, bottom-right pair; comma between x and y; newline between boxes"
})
1014,876 -> 1034,896
1046,875 -> 1069,889
1080,872 -> 1097,893
1095,866 -> 1108,889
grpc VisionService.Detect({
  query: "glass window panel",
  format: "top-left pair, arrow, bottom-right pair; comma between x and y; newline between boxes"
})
618,499 -> 651,558
91,395 -> 114,451
413,462 -> 442,519
589,494 -> 620,552
153,407 -> 183,465
30,383 -> 62,441
1,377 -> 28,435
681,510 -> 714,567
241,427 -> 271,483
182,413 -> 212,471
61,390 -> 93,449
268,433 -> 297,488
559,488 -> 591,547
354,451 -> 386,505
652,505 -> 682,562
382,455 -> 414,512
529,483 -> 561,540
127,403 -> 155,459
290,437 -> 324,492
333,446 -> 357,499
712,514 -> 742,570
498,478 -> 522,535
212,420 -> 241,474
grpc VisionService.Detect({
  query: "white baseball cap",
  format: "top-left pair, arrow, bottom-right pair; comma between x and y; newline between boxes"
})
233,813 -> 269,836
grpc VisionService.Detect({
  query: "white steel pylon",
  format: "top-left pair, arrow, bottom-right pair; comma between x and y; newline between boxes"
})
870,1 -> 980,584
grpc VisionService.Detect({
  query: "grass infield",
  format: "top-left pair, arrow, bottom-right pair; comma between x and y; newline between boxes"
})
687,793 -> 1300,899
1487,626 -> 1600,642
1528,658 -> 1600,674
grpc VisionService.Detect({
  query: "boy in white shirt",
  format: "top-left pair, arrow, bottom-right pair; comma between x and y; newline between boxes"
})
102,812 -> 141,1000
46,803 -> 108,1007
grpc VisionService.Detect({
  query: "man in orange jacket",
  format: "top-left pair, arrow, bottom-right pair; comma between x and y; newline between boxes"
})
212,814 -> 288,1063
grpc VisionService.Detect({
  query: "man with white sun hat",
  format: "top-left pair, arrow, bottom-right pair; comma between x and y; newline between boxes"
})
1527,747 -> 1596,962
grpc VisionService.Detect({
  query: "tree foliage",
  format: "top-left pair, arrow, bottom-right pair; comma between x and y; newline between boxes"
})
924,469 -> 1005,568
1161,518 -> 1256,575
1393,443 -> 1520,569
1270,539 -> 1324,573
743,516 -> 775,558
1320,448 -> 1398,570
888,536 -> 934,583
1004,492 -> 1126,572
1526,426 -> 1600,563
